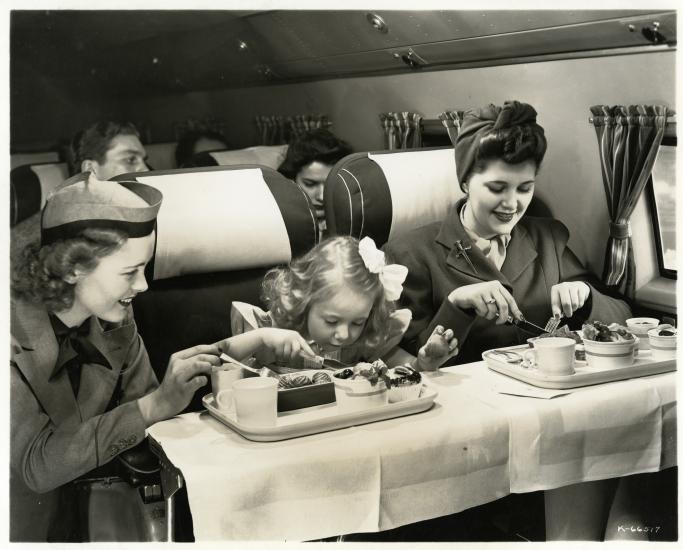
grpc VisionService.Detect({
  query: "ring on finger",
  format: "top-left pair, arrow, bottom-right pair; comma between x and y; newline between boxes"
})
486,298 -> 497,304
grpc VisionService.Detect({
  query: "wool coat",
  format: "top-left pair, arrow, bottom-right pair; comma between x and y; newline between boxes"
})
384,200 -> 632,365
10,298 -> 158,541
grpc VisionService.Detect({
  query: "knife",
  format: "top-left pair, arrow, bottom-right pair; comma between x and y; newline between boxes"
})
505,315 -> 547,336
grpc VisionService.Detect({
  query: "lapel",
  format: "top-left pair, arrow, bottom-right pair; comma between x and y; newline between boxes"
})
12,299 -> 78,424
501,222 -> 538,283
436,200 -> 539,288
11,300 -> 130,424
436,200 -> 511,286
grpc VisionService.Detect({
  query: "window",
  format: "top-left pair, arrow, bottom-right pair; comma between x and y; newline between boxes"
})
647,135 -> 676,278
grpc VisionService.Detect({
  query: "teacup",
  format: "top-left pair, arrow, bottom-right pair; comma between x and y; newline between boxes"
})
211,364 -> 243,412
626,317 -> 659,350
232,377 -> 279,427
522,337 -> 576,375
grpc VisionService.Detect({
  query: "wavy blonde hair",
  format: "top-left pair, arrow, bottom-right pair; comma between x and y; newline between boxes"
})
262,236 -> 395,354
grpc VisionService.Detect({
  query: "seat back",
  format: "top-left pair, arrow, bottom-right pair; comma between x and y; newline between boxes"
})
189,144 -> 288,170
10,151 -> 60,170
325,147 -> 552,246
10,162 -> 69,226
144,142 -> 177,170
116,165 -> 318,394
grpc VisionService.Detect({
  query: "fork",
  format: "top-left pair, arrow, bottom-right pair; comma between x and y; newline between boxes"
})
543,313 -> 563,334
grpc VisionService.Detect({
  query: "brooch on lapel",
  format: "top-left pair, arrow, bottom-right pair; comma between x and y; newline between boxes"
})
454,240 -> 477,274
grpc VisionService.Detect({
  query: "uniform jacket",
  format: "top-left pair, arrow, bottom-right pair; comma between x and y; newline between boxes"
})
384,200 -> 632,365
10,298 -> 158,541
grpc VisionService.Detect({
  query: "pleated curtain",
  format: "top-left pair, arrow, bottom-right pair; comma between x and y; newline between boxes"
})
438,110 -> 465,145
589,104 -> 669,296
255,114 -> 331,144
379,112 -> 423,150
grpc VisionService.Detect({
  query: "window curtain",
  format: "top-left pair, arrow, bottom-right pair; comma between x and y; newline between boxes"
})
173,117 -> 226,140
288,114 -> 331,139
589,104 -> 669,296
255,115 -> 288,145
438,110 -> 465,145
379,112 -> 423,150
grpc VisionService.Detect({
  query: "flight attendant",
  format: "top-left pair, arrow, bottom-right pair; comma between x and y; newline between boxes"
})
384,100 -> 631,364
10,172 -> 312,541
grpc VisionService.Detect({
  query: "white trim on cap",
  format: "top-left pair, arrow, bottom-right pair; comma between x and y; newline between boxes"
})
368,149 -> 464,239
137,169 -> 292,280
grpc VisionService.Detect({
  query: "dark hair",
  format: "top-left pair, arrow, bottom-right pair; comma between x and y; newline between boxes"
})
175,129 -> 230,168
70,121 -> 141,176
262,236 -> 394,354
278,129 -> 352,180
471,124 -> 547,177
12,228 -> 128,311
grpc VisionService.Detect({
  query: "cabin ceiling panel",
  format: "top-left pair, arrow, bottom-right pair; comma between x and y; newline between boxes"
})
246,9 -> 659,61
10,9 -> 677,98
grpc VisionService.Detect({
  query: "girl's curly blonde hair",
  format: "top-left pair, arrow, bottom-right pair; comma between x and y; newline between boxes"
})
262,236 -> 396,355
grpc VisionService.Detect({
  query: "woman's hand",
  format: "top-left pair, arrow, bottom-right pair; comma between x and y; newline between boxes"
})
448,281 -> 523,324
415,325 -> 459,371
257,328 -> 316,362
138,344 -> 221,426
550,281 -> 590,318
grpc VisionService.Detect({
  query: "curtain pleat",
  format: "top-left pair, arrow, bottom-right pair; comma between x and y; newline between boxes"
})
379,112 -> 423,150
438,110 -> 465,145
255,114 -> 331,144
589,104 -> 668,296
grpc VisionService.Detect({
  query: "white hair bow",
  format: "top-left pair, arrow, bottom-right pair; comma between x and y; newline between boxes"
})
358,236 -> 408,301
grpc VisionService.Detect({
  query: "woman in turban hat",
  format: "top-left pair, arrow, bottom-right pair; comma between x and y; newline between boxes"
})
384,100 -> 631,365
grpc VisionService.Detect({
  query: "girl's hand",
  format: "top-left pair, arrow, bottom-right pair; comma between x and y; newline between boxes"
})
448,281 -> 523,324
415,325 -> 459,371
258,328 -> 316,362
139,344 -> 221,425
550,282 -> 590,318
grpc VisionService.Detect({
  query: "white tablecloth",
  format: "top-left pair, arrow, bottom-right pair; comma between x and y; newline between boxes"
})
147,362 -> 676,541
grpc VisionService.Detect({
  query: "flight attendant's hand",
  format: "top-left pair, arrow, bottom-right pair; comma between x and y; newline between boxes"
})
550,281 -> 591,318
448,281 -> 523,324
138,343 -> 221,425
415,325 -> 459,371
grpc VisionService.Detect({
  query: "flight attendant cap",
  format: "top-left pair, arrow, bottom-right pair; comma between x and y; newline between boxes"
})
41,171 -> 163,246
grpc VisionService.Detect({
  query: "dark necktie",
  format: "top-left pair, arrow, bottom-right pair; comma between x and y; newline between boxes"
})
50,315 -> 111,397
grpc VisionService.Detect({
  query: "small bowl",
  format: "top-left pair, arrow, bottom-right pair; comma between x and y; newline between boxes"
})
582,336 -> 638,370
648,327 -> 677,361
333,373 -> 388,413
626,318 -> 660,349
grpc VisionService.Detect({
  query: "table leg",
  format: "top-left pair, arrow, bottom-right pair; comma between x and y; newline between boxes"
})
544,479 -> 617,541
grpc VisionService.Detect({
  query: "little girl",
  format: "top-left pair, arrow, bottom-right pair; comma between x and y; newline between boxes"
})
232,236 -> 458,371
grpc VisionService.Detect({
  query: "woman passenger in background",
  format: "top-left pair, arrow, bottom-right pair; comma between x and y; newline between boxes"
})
384,100 -> 631,365
278,128 -> 352,238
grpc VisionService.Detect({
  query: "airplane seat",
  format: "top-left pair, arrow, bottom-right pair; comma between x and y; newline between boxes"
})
116,164 -> 318,406
10,162 -> 69,226
10,150 -> 60,170
144,141 -> 177,170
325,147 -> 552,247
188,144 -> 289,170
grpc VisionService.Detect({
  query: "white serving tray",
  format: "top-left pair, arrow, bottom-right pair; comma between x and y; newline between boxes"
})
202,385 -> 437,442
484,345 -> 676,389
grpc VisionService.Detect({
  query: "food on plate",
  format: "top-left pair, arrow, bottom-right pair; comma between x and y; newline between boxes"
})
312,371 -> 332,384
278,371 -> 332,390
387,365 -> 423,403
333,359 -> 390,388
581,321 -> 634,342
653,324 -> 676,337
537,324 -> 583,344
